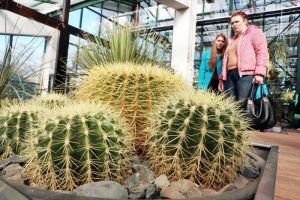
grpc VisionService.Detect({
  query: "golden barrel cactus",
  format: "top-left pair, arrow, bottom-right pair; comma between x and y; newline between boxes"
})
75,62 -> 187,150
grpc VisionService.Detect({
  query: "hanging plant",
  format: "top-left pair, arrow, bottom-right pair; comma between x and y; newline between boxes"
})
268,41 -> 288,78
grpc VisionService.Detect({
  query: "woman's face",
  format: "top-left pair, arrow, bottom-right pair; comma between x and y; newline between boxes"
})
216,36 -> 225,50
230,15 -> 247,34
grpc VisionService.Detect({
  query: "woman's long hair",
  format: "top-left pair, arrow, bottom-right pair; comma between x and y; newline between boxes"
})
209,33 -> 228,71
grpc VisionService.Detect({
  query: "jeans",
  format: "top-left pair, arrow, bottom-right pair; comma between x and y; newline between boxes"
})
224,69 -> 253,109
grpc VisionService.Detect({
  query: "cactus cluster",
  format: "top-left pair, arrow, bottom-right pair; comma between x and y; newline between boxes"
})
75,62 -> 186,150
25,102 -> 134,191
0,102 -> 44,159
145,91 -> 250,187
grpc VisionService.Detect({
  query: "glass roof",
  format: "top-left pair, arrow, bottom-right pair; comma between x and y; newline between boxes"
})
13,0 -> 89,14
13,0 -> 141,14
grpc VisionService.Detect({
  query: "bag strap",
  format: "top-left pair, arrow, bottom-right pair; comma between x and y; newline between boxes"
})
249,83 -> 258,100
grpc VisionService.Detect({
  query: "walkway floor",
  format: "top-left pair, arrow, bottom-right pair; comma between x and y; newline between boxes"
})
250,129 -> 300,200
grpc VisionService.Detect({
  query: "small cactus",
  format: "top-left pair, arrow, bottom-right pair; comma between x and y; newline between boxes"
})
145,91 -> 250,188
25,102 -> 134,191
75,62 -> 186,150
0,102 -> 44,159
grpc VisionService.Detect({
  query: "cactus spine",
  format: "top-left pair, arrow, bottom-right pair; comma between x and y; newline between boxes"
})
25,102 -> 133,191
145,91 -> 250,188
75,63 -> 186,150
30,93 -> 71,108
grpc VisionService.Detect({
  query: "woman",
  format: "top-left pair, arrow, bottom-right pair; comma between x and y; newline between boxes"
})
218,11 -> 269,107
198,33 -> 228,91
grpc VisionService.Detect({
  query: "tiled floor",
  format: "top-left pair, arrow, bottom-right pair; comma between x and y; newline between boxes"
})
251,129 -> 300,200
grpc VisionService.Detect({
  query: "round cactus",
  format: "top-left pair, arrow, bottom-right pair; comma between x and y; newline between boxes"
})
0,102 -> 44,159
144,91 -> 251,188
29,93 -> 71,108
75,62 -> 187,150
25,102 -> 134,191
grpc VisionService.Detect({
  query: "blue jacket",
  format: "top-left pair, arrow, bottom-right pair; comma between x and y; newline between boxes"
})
198,51 -> 222,90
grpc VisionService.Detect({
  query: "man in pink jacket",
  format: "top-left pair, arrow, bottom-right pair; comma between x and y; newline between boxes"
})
218,11 -> 269,108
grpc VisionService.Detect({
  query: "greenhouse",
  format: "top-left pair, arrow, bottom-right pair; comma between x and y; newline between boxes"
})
0,0 -> 299,199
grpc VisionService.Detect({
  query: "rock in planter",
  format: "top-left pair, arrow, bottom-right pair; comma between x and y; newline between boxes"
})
0,154 -> 28,170
170,179 -> 202,199
233,174 -> 250,189
154,174 -> 170,189
125,167 -> 155,192
2,163 -> 24,183
145,185 -> 158,199
74,181 -> 128,199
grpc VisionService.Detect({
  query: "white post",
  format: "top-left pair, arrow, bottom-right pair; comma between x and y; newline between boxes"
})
156,0 -> 197,87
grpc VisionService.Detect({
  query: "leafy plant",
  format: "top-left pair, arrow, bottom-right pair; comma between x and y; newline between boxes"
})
144,91 -> 250,188
77,24 -> 168,69
0,44 -> 17,100
282,89 -> 295,104
268,41 -> 288,78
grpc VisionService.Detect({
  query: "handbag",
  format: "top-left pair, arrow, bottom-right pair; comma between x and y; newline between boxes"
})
246,83 -> 276,130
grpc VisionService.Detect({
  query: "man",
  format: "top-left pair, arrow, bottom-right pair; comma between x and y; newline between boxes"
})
218,11 -> 269,107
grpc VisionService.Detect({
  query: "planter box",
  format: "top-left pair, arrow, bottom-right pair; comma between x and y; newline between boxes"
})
0,144 -> 279,200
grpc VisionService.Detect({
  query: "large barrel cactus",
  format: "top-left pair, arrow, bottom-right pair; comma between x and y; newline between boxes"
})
75,63 -> 186,150
25,102 -> 134,191
145,91 -> 250,188
0,102 -> 44,159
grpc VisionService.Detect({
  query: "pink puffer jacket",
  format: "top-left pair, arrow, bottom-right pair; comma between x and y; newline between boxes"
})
221,25 -> 269,81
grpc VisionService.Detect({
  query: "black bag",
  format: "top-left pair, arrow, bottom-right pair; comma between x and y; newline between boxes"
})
246,84 -> 276,130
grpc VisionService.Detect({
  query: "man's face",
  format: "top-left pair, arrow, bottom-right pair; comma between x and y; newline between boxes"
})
216,36 -> 225,50
230,15 -> 247,34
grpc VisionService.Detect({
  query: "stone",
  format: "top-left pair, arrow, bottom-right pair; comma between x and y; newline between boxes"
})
128,185 -> 146,199
29,183 -> 48,190
2,163 -> 24,183
145,185 -> 158,199
234,174 -> 250,189
202,189 -> 218,196
74,181 -> 128,199
0,155 -> 28,170
125,167 -> 155,192
170,179 -> 202,198
154,175 -> 170,189
160,186 -> 185,199
218,183 -> 236,193
242,159 -> 260,179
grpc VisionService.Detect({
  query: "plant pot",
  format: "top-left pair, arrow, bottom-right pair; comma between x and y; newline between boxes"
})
0,144 -> 278,200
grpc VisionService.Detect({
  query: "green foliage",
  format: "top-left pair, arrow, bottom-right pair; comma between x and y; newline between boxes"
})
282,89 -> 295,103
25,102 -> 134,191
75,62 -> 187,150
0,102 -> 44,159
268,41 -> 288,78
0,45 -> 18,100
78,24 -> 168,69
145,91 -> 250,188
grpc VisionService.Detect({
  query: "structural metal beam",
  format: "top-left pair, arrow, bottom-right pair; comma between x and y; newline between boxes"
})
155,0 -> 189,9
140,6 -> 300,32
0,0 -> 105,42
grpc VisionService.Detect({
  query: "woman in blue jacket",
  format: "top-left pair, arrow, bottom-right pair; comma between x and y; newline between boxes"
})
198,33 -> 228,91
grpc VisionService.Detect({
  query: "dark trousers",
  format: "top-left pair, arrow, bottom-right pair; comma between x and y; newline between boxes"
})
224,69 -> 253,109
208,79 -> 219,92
